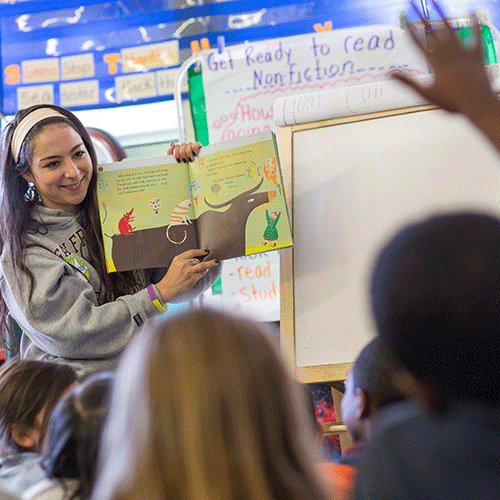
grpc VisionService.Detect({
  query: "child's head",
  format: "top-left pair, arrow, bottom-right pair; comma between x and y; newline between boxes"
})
370,211 -> 500,407
0,360 -> 78,457
41,372 -> 112,500
341,338 -> 405,442
93,308 -> 329,500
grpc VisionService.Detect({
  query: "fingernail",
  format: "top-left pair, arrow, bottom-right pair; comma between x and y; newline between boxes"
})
204,249 -> 210,254
176,159 -> 181,163
214,259 -> 220,264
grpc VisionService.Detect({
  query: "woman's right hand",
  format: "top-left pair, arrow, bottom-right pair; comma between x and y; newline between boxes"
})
154,249 -> 219,303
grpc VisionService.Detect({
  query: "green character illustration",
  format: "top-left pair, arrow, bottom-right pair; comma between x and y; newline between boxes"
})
262,210 -> 281,246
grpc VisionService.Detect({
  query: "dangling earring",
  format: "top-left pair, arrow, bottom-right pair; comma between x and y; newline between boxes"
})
27,182 -> 36,201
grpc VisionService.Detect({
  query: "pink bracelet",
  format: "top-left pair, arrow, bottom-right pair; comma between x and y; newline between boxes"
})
147,285 -> 168,313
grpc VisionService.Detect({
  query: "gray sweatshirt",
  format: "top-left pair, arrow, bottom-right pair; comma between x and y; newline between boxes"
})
0,206 -> 221,379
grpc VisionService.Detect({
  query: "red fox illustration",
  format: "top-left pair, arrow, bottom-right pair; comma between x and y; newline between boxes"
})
118,209 -> 135,235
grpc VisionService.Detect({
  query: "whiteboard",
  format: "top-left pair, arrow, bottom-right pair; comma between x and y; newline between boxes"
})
278,103 -> 500,383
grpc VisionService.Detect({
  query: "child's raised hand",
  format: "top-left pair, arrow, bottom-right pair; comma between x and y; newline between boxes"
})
167,141 -> 203,162
392,1 -> 494,116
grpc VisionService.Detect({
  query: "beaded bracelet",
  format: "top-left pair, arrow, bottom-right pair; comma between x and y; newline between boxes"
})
147,284 -> 168,313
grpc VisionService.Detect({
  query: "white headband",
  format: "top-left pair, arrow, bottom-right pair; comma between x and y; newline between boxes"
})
11,108 -> 66,163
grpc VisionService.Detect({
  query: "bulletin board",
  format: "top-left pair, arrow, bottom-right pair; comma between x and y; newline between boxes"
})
277,94 -> 500,384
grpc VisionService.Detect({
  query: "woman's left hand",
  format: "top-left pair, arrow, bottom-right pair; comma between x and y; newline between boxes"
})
154,249 -> 219,303
167,141 -> 202,162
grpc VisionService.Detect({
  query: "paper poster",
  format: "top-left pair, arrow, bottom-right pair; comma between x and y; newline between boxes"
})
201,252 -> 280,323
201,25 -> 429,143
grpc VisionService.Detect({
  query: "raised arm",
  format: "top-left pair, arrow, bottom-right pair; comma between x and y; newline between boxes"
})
392,1 -> 500,153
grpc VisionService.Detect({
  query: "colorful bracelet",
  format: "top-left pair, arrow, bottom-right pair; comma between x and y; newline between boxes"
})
147,284 -> 168,313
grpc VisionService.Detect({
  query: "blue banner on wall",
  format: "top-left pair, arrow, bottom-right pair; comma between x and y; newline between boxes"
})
0,0 -> 498,114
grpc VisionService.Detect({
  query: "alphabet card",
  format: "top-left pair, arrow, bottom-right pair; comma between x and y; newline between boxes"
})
97,131 -> 292,272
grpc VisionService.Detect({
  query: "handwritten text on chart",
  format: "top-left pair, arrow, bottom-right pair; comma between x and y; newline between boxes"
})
277,82 -> 385,124
233,257 -> 278,302
202,26 -> 427,143
206,33 -> 397,92
213,252 -> 280,322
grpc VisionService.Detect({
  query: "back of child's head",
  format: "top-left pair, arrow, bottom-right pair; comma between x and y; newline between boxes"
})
370,211 -> 500,404
350,337 -> 405,412
0,359 -> 78,457
41,372 -> 112,500
93,308 -> 329,500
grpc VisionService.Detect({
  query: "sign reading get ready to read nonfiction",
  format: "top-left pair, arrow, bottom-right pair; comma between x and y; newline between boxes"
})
201,25 -> 429,143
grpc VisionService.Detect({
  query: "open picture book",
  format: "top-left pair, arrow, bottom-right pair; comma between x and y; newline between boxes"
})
97,130 -> 293,272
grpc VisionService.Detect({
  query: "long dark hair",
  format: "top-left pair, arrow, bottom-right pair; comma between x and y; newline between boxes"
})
42,372 -> 113,500
0,105 -> 142,347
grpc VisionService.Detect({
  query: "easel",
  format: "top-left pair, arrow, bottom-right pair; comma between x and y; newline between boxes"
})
276,90 -> 500,453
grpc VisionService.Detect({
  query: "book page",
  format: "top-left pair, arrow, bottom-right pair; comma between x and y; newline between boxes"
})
97,156 -> 196,272
189,131 -> 293,261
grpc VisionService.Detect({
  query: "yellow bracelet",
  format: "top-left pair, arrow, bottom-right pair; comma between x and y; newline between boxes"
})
147,285 -> 168,313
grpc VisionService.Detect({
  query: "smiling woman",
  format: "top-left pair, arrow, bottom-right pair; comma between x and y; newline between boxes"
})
22,124 -> 93,214
0,104 -> 220,379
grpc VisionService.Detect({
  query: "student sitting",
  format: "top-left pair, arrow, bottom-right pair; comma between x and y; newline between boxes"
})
23,372 -> 112,500
92,308 -> 331,500
0,360 -> 77,497
355,211 -> 500,500
304,386 -> 357,500
339,337 -> 405,467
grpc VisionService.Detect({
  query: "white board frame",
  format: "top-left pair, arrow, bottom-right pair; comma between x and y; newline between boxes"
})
278,101 -> 500,383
